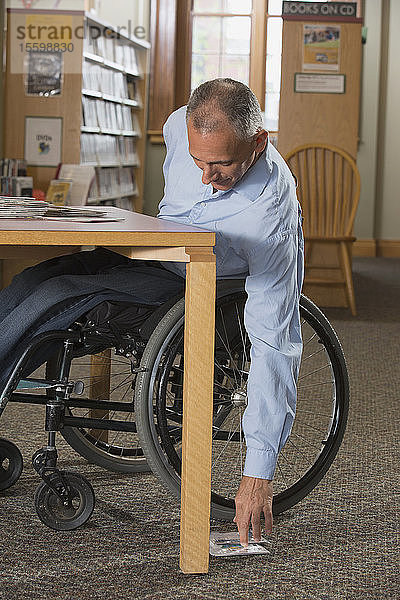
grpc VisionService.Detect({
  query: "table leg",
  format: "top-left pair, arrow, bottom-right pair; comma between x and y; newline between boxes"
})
180,249 -> 216,574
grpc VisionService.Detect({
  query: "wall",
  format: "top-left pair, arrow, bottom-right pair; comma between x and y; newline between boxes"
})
355,0 -> 400,245
353,0 -> 382,240
143,0 -> 400,244
1,2 -> 398,241
95,0 -> 150,41
144,141 -> 166,216
375,0 -> 400,240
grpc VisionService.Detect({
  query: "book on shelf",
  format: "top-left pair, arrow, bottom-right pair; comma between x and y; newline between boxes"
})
57,164 -> 96,206
83,24 -> 139,76
127,80 -> 137,102
1,175 -> 33,197
81,134 -> 139,166
82,98 -> 137,132
115,197 -> 133,210
87,166 -> 137,205
1,158 -> 28,177
45,179 -> 72,206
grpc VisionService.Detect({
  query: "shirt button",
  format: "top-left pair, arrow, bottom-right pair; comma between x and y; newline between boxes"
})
201,202 -> 206,207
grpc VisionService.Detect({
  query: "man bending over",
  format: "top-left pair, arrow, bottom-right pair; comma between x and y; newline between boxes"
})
0,78 -> 303,546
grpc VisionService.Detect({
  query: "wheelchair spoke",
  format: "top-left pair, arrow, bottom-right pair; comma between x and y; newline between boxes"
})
213,358 -> 238,389
212,415 -> 238,465
290,431 -> 324,450
302,347 -> 324,362
298,363 -> 331,380
296,409 -> 333,418
298,380 -> 334,389
277,447 -> 304,480
303,331 -> 318,347
292,420 -> 329,435
234,302 -> 250,387
276,460 -> 291,489
52,344 -> 145,465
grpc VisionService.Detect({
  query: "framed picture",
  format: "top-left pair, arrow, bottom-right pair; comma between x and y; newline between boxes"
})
294,73 -> 346,94
25,51 -> 63,96
24,116 -> 62,167
303,25 -> 341,71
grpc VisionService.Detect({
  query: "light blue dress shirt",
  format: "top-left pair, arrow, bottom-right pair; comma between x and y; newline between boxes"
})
158,106 -> 304,479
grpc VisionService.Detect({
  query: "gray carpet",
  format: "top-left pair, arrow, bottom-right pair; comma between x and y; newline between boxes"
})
0,257 -> 399,600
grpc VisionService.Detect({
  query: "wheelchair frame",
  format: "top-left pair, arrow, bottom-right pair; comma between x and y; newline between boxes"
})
0,323 -> 146,530
0,289 -> 349,530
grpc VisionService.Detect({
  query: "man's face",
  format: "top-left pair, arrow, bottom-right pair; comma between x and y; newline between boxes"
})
187,118 -> 267,191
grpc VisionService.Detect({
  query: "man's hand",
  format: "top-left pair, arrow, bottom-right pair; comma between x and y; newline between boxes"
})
233,476 -> 273,547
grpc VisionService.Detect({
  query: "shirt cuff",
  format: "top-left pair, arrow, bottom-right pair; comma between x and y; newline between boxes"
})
243,447 -> 277,480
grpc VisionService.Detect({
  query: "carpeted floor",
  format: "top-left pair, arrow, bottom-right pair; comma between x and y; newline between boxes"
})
0,257 -> 399,600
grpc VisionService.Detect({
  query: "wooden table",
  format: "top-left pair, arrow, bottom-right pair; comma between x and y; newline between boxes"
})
0,207 -> 216,574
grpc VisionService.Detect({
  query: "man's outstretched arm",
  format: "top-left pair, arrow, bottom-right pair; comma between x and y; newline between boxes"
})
234,228 -> 303,545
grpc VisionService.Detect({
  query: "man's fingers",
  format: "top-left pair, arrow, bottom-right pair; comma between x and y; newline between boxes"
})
251,510 -> 262,542
237,519 -> 250,547
264,503 -> 273,535
234,509 -> 251,547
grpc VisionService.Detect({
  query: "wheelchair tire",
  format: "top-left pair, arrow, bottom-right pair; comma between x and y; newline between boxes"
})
135,293 -> 349,520
46,346 -> 150,473
0,437 -> 23,491
34,470 -> 95,531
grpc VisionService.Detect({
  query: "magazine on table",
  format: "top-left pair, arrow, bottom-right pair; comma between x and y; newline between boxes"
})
0,197 -> 124,222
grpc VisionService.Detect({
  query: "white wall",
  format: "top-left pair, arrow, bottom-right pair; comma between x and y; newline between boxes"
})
95,0 -> 150,40
354,0 -> 382,239
353,0 -> 400,240
375,0 -> 400,239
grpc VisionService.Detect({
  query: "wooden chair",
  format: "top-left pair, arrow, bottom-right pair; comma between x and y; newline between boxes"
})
285,144 -> 360,315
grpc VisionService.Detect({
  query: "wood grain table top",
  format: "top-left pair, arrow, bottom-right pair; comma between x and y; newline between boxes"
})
0,207 -> 215,247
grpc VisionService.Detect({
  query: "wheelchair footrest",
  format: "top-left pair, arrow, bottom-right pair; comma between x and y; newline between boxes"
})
16,378 -> 57,390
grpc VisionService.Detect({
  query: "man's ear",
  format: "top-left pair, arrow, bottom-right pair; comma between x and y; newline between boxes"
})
254,130 -> 268,153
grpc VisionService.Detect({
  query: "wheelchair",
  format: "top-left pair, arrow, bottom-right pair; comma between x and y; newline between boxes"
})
0,281 -> 349,530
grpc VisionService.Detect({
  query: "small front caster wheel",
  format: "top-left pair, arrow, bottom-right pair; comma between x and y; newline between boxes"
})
0,437 -> 23,491
34,471 -> 95,531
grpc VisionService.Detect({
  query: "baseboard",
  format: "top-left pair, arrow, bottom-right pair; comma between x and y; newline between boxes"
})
353,239 -> 376,257
376,240 -> 400,257
353,239 -> 400,258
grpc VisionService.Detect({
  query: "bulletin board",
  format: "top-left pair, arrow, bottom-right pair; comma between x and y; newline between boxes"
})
277,9 -> 362,159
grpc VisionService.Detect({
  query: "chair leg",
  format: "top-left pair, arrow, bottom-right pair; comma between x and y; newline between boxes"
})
340,242 -> 357,316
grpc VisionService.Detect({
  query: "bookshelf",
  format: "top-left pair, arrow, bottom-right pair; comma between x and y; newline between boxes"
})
3,9 -> 150,212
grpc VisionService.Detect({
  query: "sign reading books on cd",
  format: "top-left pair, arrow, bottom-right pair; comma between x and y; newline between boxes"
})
24,116 -> 62,167
282,2 -> 358,20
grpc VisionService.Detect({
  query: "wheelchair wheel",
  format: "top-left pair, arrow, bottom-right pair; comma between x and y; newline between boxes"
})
135,293 -> 349,519
46,345 -> 149,473
34,470 -> 95,530
0,438 -> 23,491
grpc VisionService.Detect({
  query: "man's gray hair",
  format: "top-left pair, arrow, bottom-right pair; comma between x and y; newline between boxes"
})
186,78 -> 263,142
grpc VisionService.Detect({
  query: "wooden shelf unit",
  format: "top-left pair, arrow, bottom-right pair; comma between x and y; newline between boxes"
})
3,9 -> 150,212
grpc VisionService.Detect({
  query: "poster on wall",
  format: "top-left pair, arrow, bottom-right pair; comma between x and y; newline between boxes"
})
24,116 -> 62,167
303,24 -> 341,71
24,51 -> 63,96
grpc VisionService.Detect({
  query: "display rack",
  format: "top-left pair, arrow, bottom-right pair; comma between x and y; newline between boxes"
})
3,9 -> 150,212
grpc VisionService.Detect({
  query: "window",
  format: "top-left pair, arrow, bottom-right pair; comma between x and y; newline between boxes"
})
189,0 -> 282,128
148,0 -> 362,136
191,1 -> 253,91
